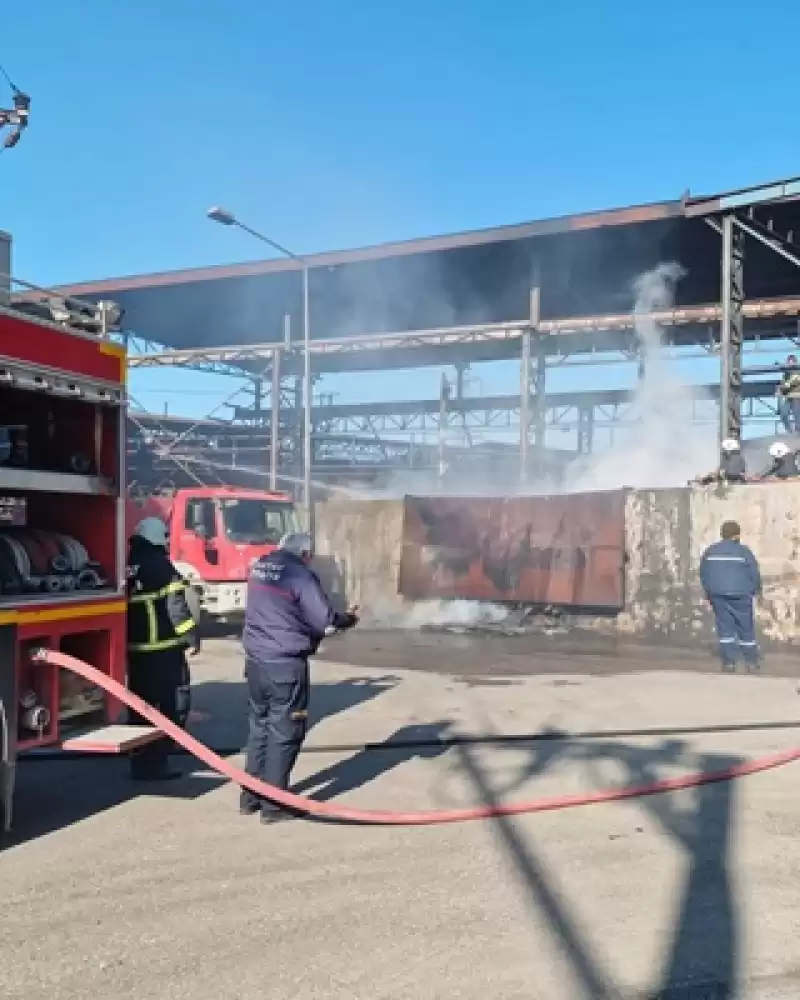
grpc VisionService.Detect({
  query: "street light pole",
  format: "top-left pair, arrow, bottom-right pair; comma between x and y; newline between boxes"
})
301,263 -> 311,519
207,207 -> 313,516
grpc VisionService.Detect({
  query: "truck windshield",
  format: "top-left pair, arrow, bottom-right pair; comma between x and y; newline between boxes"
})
219,499 -> 299,545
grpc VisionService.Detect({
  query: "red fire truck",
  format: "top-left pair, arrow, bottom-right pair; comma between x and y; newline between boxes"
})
126,486 -> 300,623
0,273 -> 158,834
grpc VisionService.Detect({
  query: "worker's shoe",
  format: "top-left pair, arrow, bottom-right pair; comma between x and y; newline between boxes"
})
745,660 -> 762,674
239,800 -> 261,817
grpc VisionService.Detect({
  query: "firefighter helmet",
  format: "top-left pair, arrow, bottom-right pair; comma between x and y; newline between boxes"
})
132,517 -> 169,547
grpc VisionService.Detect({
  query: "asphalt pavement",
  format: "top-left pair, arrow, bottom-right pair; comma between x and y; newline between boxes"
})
2,633 -> 799,999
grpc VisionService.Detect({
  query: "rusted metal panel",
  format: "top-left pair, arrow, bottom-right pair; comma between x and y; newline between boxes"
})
398,492 -> 626,608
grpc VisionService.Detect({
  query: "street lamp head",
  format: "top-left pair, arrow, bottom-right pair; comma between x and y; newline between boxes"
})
207,206 -> 237,226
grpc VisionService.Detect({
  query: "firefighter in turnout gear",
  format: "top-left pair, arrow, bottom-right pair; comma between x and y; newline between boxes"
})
126,517 -> 200,781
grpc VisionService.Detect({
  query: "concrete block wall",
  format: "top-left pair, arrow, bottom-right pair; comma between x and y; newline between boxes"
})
597,488 -> 697,641
691,482 -> 800,643
313,497 -> 406,618
313,483 -> 800,644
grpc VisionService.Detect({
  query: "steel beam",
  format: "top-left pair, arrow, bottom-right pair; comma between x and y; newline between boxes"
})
231,377 -> 782,439
131,382 -> 786,484
685,176 -> 800,217
734,216 -> 800,271
296,379 -> 778,433
126,295 -> 800,374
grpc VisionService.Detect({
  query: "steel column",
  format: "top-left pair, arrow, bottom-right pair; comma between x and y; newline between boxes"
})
531,334 -> 546,459
270,349 -> 281,492
302,265 -> 312,515
252,377 -> 263,423
293,376 -> 303,479
720,213 -> 745,443
520,281 -> 542,483
577,405 -> 594,454
519,329 -> 531,482
455,363 -> 467,400
438,374 -> 449,489
282,311 -> 292,349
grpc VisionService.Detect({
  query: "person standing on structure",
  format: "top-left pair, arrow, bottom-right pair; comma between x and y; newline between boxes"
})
699,520 -> 762,673
776,354 -> 800,432
240,532 -> 359,823
126,517 -> 201,780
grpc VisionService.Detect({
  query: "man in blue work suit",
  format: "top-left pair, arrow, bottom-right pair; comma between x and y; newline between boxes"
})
700,520 -> 762,673
240,532 -> 359,823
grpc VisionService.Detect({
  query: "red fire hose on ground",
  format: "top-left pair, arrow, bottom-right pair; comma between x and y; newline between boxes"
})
35,649 -> 800,827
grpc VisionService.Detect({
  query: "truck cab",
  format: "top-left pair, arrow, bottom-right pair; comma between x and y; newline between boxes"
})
128,487 -> 300,621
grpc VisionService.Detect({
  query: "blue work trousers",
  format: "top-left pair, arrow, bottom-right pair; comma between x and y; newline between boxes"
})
777,397 -> 800,432
709,595 -> 759,668
240,657 -> 310,816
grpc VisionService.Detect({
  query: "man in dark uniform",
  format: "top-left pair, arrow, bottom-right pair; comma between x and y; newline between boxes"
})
762,441 -> 799,480
240,532 -> 358,823
126,517 -> 200,781
694,437 -> 747,486
700,520 -> 762,673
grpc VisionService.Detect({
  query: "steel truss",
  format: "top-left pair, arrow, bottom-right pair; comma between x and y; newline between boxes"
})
685,182 -> 800,443
306,381 -> 780,436
127,378 -> 785,492
124,177 -> 800,488
127,296 -> 800,375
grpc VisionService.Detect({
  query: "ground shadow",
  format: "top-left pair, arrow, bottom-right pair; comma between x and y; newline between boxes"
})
4,675 -> 399,850
457,730 -> 742,999
4,751 -> 225,850
187,673 -> 401,753
293,721 -> 453,804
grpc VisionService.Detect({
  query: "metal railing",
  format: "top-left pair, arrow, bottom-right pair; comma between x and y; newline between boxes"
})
0,271 -> 123,340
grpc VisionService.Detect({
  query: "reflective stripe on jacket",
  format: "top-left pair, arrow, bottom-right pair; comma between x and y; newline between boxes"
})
127,540 -> 198,654
699,539 -> 762,598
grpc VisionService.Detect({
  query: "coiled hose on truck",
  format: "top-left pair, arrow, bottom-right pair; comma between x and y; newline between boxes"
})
35,649 -> 800,827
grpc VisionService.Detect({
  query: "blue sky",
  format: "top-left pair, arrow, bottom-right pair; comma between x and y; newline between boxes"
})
2,0 -> 798,438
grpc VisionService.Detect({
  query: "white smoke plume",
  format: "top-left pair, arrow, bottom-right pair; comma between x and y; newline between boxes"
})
365,599 -> 511,630
559,262 -> 717,492
348,263 -> 719,631
353,262 -> 717,502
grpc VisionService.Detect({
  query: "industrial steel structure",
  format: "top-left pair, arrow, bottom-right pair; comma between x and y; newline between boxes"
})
57,176 -> 800,492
